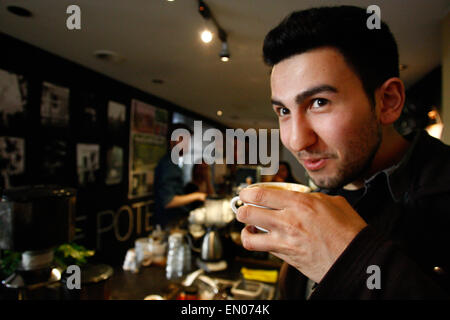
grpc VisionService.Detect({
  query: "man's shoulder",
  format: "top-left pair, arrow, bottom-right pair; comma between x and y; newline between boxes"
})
155,153 -> 174,170
411,132 -> 450,194
154,154 -> 182,182
414,132 -> 450,168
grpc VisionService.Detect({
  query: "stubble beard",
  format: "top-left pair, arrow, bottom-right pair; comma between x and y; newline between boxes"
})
305,113 -> 382,190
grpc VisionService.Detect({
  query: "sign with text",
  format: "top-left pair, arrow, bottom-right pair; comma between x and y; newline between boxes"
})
128,99 -> 168,199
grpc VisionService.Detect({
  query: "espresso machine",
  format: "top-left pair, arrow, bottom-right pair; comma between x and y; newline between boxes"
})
188,196 -> 235,271
0,185 -> 76,299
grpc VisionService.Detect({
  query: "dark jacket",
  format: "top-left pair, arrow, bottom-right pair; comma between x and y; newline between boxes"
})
153,153 -> 189,228
279,131 -> 450,299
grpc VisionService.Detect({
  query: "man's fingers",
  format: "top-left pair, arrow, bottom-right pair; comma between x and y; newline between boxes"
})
236,204 -> 281,232
241,225 -> 278,252
239,187 -> 309,210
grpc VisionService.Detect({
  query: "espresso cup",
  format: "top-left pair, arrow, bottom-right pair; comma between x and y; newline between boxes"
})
230,182 -> 311,232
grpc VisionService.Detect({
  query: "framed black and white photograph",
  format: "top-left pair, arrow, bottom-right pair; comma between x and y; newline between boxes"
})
40,81 -> 70,127
40,139 -> 69,183
76,143 -> 100,186
107,100 -> 126,133
105,145 -> 123,185
0,136 -> 25,189
0,68 -> 27,130
77,91 -> 101,135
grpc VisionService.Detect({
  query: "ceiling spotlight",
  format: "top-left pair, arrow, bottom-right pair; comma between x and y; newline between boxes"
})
219,41 -> 230,62
217,110 -> 223,116
201,30 -> 213,43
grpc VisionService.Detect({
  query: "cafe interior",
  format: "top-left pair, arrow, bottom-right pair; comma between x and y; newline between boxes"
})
0,0 -> 449,300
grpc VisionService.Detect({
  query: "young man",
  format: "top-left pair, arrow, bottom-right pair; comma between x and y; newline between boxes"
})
236,6 -> 450,299
153,123 -> 207,229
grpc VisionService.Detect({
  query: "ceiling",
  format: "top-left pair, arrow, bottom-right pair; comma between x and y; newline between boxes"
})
1,0 -> 449,129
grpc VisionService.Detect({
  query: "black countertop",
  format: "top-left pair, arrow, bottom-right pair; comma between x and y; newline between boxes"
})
109,255 -> 282,300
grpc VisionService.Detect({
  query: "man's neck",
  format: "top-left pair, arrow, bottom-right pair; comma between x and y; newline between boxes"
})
344,128 -> 411,190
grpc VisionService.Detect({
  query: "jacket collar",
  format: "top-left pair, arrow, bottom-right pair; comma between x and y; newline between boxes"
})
365,130 -> 423,203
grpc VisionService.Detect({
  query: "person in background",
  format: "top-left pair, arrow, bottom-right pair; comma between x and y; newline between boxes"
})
184,162 -> 215,210
153,123 -> 207,229
272,161 -> 298,183
185,162 -> 215,195
260,174 -> 275,183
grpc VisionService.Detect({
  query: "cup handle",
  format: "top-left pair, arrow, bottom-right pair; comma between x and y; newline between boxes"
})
230,197 -> 268,233
230,196 -> 241,214
254,225 -> 269,233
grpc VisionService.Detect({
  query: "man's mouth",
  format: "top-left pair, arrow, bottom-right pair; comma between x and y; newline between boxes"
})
301,158 -> 328,171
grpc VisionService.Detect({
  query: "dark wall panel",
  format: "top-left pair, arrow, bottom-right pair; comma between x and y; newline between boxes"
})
0,32 -> 223,265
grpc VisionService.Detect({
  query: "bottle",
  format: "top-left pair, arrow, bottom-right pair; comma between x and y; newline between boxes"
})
166,233 -> 182,280
166,233 -> 190,280
182,241 -> 192,275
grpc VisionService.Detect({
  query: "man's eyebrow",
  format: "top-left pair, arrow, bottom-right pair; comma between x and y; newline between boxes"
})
271,85 -> 338,107
271,99 -> 285,107
295,85 -> 338,105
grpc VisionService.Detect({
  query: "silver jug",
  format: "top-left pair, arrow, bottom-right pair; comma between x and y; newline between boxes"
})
200,227 -> 223,262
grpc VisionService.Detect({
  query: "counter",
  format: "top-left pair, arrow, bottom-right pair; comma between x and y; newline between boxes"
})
109,255 -> 282,300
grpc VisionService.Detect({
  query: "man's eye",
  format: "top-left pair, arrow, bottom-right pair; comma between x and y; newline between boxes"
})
278,107 -> 290,116
311,98 -> 329,109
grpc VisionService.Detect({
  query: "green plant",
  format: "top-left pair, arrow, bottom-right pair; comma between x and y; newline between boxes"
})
53,243 -> 95,270
0,250 -> 21,278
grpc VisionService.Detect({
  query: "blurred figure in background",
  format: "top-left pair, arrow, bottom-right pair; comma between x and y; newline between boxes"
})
185,162 -> 215,195
261,174 -> 275,182
185,162 -> 215,210
154,123 -> 207,229
272,161 -> 298,183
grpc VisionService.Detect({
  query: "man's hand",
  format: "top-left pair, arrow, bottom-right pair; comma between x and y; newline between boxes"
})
236,187 -> 367,283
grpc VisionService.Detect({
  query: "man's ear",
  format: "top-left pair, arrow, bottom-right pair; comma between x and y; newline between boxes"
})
377,77 -> 405,125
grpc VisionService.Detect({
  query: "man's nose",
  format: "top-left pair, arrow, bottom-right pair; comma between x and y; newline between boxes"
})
288,116 -> 316,152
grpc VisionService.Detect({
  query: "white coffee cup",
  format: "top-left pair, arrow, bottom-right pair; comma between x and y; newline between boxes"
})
230,182 -> 311,232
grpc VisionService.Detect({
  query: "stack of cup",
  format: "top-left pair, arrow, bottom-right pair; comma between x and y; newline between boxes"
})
122,249 -> 139,273
135,238 -> 152,267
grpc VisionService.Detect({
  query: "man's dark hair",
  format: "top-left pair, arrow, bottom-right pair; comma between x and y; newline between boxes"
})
263,6 -> 399,105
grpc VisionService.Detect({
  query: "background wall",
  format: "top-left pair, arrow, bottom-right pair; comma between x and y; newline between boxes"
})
0,32 -> 224,265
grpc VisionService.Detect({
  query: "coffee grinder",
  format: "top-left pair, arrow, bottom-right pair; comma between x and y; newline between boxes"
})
0,185 -> 76,299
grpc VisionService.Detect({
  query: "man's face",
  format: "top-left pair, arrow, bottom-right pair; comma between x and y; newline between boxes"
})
270,47 -> 382,189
